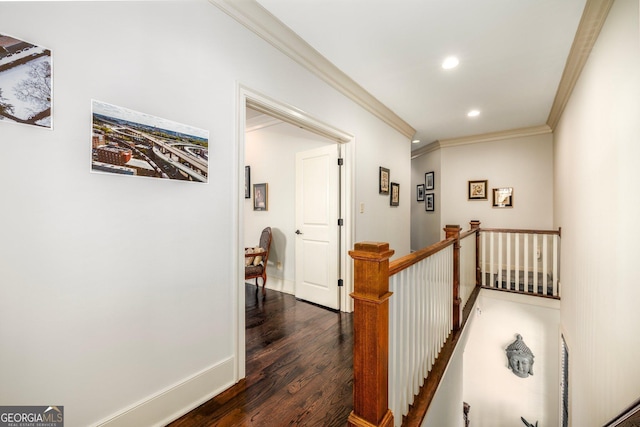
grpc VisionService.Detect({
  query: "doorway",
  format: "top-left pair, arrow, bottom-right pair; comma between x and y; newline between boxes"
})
236,86 -> 354,380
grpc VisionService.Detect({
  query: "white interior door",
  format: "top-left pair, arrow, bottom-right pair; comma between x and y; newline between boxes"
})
295,144 -> 340,310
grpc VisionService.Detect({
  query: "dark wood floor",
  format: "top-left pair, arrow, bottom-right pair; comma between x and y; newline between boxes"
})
167,283 -> 354,427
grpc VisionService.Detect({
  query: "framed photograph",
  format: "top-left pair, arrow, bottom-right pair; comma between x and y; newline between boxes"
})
379,167 -> 390,194
425,171 -> 435,190
0,33 -> 52,129
244,166 -> 251,199
468,180 -> 488,200
390,182 -> 400,206
91,100 -> 209,182
492,187 -> 513,208
416,184 -> 425,201
253,183 -> 268,211
425,193 -> 435,211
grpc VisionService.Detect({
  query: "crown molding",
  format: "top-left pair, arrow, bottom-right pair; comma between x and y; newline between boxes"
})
546,0 -> 614,130
245,113 -> 281,133
209,0 -> 416,140
411,141 -> 442,160
411,124 -> 552,158
439,124 -> 552,148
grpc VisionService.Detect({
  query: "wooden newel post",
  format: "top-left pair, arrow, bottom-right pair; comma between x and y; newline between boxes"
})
444,225 -> 462,331
348,242 -> 395,427
470,220 -> 481,288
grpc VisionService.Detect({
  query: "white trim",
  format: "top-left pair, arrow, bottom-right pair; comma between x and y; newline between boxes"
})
438,124 -> 552,148
95,358 -> 235,427
236,83 -> 355,382
410,140 -> 442,160
412,125 -> 553,159
209,0 -> 415,140
546,0 -> 615,129
479,287 -> 561,310
245,113 -> 282,133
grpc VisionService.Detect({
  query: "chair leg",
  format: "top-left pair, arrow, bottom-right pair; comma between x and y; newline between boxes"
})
261,274 -> 267,295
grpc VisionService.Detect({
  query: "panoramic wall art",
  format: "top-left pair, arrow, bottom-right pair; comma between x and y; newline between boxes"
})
0,33 -> 52,129
91,100 -> 209,182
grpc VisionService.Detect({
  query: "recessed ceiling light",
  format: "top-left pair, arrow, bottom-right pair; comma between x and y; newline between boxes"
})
412,139 -> 420,144
467,110 -> 480,117
442,56 -> 459,70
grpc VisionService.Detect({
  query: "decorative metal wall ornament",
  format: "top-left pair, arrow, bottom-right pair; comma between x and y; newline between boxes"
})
506,334 -> 535,378
521,416 -> 539,427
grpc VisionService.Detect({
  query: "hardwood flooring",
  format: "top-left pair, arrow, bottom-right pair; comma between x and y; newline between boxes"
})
167,283 -> 354,427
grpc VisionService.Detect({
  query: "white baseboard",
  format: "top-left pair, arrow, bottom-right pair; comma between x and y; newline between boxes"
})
96,357 -> 236,427
249,275 -> 294,295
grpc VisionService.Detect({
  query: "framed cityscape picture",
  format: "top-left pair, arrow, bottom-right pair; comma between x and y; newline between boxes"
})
417,184 -> 425,201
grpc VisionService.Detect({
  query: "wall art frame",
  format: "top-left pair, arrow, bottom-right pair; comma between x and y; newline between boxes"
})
416,184 -> 425,201
91,100 -> 209,182
492,187 -> 513,208
253,183 -> 268,211
425,193 -> 435,212
379,167 -> 390,194
0,32 -> 52,129
390,182 -> 400,206
425,171 -> 435,190
468,180 -> 488,200
244,166 -> 251,198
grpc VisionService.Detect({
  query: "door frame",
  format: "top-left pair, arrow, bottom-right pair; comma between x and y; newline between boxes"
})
235,84 -> 354,380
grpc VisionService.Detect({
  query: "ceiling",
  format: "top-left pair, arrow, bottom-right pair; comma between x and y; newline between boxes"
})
214,0 -> 606,152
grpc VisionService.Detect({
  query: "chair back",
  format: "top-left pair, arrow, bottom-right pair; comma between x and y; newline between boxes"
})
259,227 -> 272,263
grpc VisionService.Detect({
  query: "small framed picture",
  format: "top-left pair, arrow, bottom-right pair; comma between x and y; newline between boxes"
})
425,171 -> 435,190
390,182 -> 400,206
425,193 -> 435,211
492,187 -> 513,208
379,167 -> 390,194
416,184 -> 425,201
468,180 -> 488,200
253,183 -> 268,211
245,166 -> 251,199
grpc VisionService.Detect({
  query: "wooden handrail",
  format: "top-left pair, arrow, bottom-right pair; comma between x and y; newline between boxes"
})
460,228 -> 477,240
481,227 -> 560,236
389,237 -> 456,276
349,221 -> 483,427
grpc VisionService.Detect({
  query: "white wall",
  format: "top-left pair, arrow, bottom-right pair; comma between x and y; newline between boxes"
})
354,127 -> 412,259
411,148 -> 441,250
554,0 -> 640,424
0,2 -> 411,426
439,134 -> 554,236
422,295 -> 477,427
463,290 -> 560,427
244,120 -> 333,294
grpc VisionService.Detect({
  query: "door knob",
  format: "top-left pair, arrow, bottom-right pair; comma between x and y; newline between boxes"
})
295,230 -> 303,235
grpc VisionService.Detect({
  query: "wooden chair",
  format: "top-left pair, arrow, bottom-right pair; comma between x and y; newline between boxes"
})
245,227 -> 272,295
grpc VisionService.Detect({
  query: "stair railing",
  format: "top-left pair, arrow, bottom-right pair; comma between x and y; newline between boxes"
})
479,228 -> 561,298
348,221 -> 480,427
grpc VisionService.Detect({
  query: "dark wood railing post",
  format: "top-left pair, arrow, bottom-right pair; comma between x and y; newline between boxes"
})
348,242 -> 395,427
444,225 -> 462,331
470,220 -> 481,288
